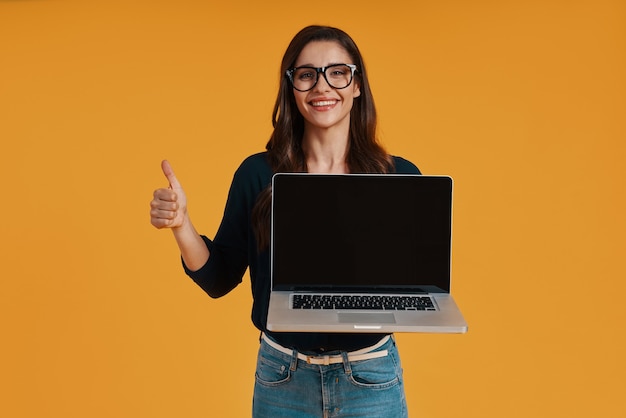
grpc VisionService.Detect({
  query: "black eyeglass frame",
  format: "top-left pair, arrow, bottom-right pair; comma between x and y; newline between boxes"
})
285,63 -> 358,92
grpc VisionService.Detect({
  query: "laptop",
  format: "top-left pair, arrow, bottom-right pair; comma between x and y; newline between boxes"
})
266,173 -> 468,334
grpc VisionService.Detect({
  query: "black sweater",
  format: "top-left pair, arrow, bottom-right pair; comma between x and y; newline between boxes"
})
184,152 -> 421,352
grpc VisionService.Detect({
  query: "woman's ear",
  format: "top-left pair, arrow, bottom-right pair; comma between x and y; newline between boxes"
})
353,82 -> 361,98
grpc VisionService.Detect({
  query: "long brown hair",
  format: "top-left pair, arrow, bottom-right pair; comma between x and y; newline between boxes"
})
252,26 -> 395,249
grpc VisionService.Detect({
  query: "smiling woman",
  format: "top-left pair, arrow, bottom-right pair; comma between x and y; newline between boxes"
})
149,25 -> 420,418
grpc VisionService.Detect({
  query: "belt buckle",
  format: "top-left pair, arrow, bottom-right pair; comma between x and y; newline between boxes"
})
307,355 -> 331,365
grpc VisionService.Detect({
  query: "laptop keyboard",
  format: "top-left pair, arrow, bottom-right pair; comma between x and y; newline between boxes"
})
291,294 -> 436,311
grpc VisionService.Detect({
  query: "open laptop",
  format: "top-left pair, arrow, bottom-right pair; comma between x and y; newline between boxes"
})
266,173 -> 468,334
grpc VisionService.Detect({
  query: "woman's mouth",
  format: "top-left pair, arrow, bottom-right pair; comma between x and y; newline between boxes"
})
310,99 -> 338,109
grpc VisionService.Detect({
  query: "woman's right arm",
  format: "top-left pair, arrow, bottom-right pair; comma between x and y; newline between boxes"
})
150,160 -> 209,271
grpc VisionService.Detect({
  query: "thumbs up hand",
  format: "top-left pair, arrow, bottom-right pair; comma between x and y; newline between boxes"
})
150,160 -> 188,229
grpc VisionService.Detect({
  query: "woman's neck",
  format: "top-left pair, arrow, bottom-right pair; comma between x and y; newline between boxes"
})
302,129 -> 349,174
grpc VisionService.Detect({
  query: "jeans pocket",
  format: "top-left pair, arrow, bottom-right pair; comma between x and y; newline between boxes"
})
254,346 -> 292,387
347,355 -> 401,389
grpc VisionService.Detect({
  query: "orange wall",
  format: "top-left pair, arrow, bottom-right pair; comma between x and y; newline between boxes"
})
1,1 -> 625,417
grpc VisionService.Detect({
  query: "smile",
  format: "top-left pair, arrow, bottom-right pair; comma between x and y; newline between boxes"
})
311,100 -> 337,107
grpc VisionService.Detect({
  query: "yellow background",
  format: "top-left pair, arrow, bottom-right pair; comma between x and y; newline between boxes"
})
1,0 -> 625,417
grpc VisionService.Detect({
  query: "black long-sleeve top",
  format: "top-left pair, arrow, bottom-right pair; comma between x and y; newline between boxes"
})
183,152 -> 421,352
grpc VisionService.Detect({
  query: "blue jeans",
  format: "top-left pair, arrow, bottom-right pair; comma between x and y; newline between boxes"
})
253,335 -> 408,417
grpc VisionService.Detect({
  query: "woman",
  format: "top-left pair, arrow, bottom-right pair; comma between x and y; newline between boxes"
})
150,25 -> 420,417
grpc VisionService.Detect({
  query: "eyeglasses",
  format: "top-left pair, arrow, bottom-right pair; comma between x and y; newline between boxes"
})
286,64 -> 357,92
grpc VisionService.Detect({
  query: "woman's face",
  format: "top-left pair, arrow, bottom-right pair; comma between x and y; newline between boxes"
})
292,40 -> 361,133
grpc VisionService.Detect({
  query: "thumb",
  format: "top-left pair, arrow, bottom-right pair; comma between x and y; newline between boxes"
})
161,160 -> 182,190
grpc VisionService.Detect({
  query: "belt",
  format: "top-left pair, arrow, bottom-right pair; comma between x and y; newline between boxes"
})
261,333 -> 390,365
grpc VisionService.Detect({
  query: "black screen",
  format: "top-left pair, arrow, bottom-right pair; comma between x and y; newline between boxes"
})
271,174 -> 452,293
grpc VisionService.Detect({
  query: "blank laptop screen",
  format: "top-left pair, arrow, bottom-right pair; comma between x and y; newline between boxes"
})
271,174 -> 452,293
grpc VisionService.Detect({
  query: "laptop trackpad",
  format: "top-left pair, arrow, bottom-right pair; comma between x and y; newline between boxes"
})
338,313 -> 396,324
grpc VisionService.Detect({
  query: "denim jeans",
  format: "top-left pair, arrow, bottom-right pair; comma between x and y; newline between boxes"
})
253,335 -> 408,418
